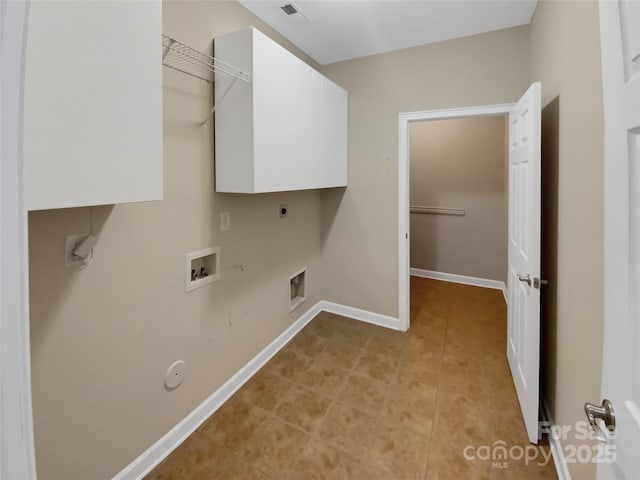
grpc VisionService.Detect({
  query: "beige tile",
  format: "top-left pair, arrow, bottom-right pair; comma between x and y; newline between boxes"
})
441,352 -> 484,383
275,385 -> 331,433
410,319 -> 447,339
436,378 -> 494,420
446,318 -> 486,339
493,419 -> 531,448
396,356 -> 441,388
382,383 -> 437,437
488,375 -> 519,401
145,432 -> 225,480
340,318 -> 383,337
481,352 -> 512,386
492,460 -> 558,480
191,454 -> 271,480
149,280 -> 557,480
317,403 -> 378,458
412,312 -> 447,332
403,335 -> 445,361
366,332 -> 407,359
237,370 -> 291,412
352,351 -> 399,384
144,462 -> 181,480
329,324 -> 372,350
488,382 -> 523,426
304,317 -> 339,340
367,423 -> 430,480
312,312 -> 347,330
483,336 -> 508,351
421,291 -> 450,318
296,360 -> 350,397
432,403 -> 495,451
349,463 -> 395,480
199,396 -> 269,452
286,329 -> 330,357
443,336 -> 483,360
266,348 -> 312,382
239,416 -> 310,478
336,374 -> 388,416
426,443 -> 491,480
286,440 -> 360,480
319,342 -> 362,369
482,322 -> 508,342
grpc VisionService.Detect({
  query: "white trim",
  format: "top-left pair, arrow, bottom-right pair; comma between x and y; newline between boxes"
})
398,103 -> 514,332
540,401 -> 571,480
113,301 -> 322,480
410,268 -> 508,304
114,300 -> 400,479
319,300 -> 402,331
0,1 -> 38,479
398,112 -> 410,332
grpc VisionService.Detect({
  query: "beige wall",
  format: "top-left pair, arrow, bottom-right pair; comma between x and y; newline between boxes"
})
28,2 -> 326,479
28,2 -> 607,479
409,116 -> 508,282
319,26 -> 530,316
530,2 -> 604,479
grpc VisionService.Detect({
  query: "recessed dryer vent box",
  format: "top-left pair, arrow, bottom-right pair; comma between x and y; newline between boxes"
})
186,247 -> 220,292
289,268 -> 307,312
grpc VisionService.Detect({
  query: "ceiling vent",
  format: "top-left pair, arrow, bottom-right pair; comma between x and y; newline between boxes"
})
280,2 -> 298,15
280,1 -> 309,24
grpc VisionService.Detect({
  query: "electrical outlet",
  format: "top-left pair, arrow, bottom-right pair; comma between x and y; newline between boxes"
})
220,212 -> 231,231
65,234 -> 92,267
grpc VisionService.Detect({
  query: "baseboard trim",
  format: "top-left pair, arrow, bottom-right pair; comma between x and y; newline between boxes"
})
114,300 -> 400,479
410,268 -> 508,305
540,400 -> 571,480
319,300 -> 402,331
113,301 -> 323,480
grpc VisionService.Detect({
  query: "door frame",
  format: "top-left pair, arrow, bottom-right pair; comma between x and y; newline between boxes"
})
397,103 -> 515,331
0,1 -> 37,478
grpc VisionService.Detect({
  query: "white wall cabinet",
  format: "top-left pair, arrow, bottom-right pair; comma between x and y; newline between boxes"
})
23,1 -> 163,211
214,27 -> 347,194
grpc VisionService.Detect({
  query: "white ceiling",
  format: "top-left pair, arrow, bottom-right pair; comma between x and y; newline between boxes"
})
239,0 -> 538,65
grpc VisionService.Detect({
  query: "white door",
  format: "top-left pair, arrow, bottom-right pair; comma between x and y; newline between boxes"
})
507,82 -> 542,444
0,1 -> 38,478
598,0 -> 640,478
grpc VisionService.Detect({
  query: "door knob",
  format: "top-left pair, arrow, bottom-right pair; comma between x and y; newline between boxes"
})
585,399 -> 616,435
518,274 -> 548,289
517,274 -> 532,286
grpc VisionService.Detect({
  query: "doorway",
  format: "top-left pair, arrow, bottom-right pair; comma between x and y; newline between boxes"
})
407,115 -> 509,304
397,103 -> 515,331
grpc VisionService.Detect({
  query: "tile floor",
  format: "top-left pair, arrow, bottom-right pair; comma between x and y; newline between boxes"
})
147,277 -> 557,479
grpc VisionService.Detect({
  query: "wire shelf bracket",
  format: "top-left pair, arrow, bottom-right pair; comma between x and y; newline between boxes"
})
161,34 -> 251,127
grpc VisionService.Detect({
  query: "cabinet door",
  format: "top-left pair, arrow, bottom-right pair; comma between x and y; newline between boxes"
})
252,29 -> 322,192
23,1 -> 162,210
214,28 -> 255,193
321,78 -> 348,187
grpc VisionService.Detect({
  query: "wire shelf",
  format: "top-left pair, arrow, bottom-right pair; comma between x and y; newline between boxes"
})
162,34 -> 251,84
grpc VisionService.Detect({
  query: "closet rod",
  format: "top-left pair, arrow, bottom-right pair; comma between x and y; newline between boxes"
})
410,206 -> 466,216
